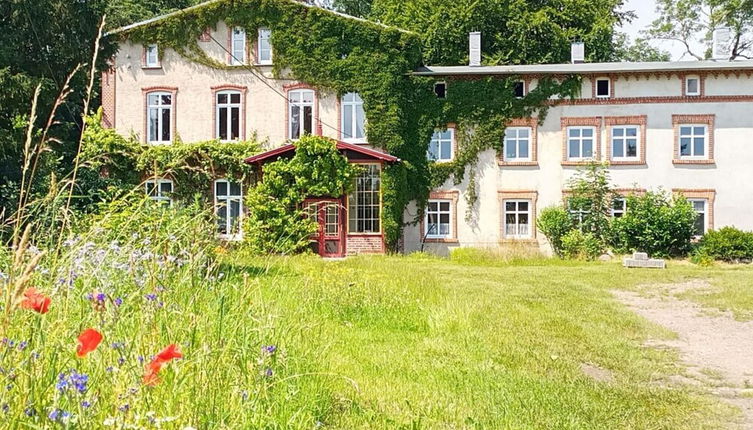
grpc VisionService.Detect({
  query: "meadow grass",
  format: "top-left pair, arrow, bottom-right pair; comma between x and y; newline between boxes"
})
2,221 -> 751,428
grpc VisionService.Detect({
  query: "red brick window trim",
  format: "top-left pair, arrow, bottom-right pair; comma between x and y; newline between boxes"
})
681,73 -> 705,97
592,76 -> 615,99
605,115 -> 647,166
227,27 -> 250,65
283,83 -> 321,139
561,117 -> 602,165
421,190 -> 460,243
672,114 -> 715,164
142,87 -> 178,145
672,189 -> 716,233
498,190 -> 538,242
500,118 -> 538,166
211,85 -> 248,142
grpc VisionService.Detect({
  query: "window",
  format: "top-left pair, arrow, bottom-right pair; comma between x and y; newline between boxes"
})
504,200 -> 531,238
231,27 -> 246,65
145,44 -> 159,67
513,81 -> 525,98
257,27 -> 272,64
145,179 -> 173,206
678,125 -> 707,158
341,92 -> 366,143
689,199 -> 707,236
567,126 -> 595,161
427,128 -> 454,162
288,89 -> 314,140
216,91 -> 242,141
611,126 -> 639,160
611,198 -> 626,218
215,179 -> 243,237
434,81 -> 446,99
596,78 -> 610,98
504,127 -> 531,161
686,76 -> 700,96
147,92 -> 172,144
425,200 -> 452,239
567,199 -> 589,229
348,164 -> 381,233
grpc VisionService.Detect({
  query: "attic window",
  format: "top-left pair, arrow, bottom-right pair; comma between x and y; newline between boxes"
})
596,78 -> 610,98
685,76 -> 701,96
434,81 -> 447,99
513,81 -> 525,98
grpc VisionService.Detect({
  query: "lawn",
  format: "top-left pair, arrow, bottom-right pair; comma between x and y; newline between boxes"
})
3,220 -> 752,429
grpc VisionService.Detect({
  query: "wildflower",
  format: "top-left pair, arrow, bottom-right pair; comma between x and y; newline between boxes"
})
143,344 -> 183,386
145,293 -> 157,302
24,406 -> 36,416
48,409 -> 70,422
81,401 -> 92,408
261,345 -> 277,355
2,403 -> 8,413
264,368 -> 273,378
96,293 -> 106,302
18,340 -> 28,351
118,403 -> 130,413
77,329 -> 103,358
57,370 -> 88,394
20,288 -> 51,314
114,297 -> 123,307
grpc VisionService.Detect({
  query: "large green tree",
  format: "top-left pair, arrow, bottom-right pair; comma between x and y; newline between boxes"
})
369,0 -> 633,65
647,0 -> 753,59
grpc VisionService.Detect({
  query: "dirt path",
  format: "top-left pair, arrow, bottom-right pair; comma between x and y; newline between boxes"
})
613,283 -> 753,429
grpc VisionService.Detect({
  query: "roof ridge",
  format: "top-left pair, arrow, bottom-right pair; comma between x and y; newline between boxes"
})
106,0 -> 415,36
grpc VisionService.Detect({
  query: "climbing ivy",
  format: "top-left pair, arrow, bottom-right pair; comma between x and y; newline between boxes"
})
116,0 -> 581,249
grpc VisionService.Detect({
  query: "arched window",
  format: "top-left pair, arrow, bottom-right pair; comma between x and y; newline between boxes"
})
341,92 -> 366,143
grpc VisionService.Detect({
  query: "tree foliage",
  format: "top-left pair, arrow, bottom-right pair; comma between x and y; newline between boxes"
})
566,162 -> 615,244
613,33 -> 671,62
647,0 -> 753,59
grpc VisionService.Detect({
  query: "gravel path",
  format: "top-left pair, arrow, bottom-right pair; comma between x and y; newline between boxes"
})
614,284 -> 753,429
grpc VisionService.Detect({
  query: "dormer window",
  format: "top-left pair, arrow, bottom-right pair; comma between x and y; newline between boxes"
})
685,76 -> 701,96
434,81 -> 447,99
513,81 -> 525,98
595,78 -> 610,98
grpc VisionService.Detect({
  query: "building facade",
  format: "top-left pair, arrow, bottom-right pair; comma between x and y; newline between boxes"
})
105,1 -> 753,256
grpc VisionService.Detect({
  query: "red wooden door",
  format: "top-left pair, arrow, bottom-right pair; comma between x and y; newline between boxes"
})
303,199 -> 345,257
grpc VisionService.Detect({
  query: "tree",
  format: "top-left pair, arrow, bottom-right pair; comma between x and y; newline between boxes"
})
566,162 -> 615,244
369,0 -> 632,65
646,0 -> 753,60
613,33 -> 671,61
105,0 -> 202,29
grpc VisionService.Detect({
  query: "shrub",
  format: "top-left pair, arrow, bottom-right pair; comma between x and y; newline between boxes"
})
561,229 -> 602,260
610,191 -> 696,257
694,227 -> 753,262
566,162 -> 615,243
537,206 -> 572,257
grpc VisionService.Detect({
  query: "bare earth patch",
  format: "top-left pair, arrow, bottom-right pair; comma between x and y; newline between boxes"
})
614,283 -> 753,429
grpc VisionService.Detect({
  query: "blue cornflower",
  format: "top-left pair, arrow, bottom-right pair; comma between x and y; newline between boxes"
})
241,390 -> 249,401
106,366 -> 114,373
81,401 -> 91,408
261,345 -> 277,355
111,342 -> 124,350
24,406 -> 36,416
1,403 -> 9,413
118,357 -> 126,365
118,403 -> 130,413
18,341 -> 28,351
137,356 -> 145,364
6,384 -> 12,391
145,293 -> 157,301
114,297 -> 123,307
57,370 -> 88,394
264,368 -> 274,377
96,293 -> 106,302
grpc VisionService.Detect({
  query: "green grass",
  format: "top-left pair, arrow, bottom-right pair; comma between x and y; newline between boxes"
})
4,227 -> 753,428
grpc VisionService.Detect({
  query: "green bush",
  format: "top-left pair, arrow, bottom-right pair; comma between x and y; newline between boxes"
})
537,206 -> 573,257
694,227 -> 753,262
610,191 -> 696,257
561,229 -> 602,260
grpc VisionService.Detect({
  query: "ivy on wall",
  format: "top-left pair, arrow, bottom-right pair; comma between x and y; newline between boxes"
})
116,0 -> 580,249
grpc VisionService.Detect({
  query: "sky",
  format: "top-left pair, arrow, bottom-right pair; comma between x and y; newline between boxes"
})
619,0 -> 704,61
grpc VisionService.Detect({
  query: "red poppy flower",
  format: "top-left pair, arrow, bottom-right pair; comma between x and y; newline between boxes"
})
20,288 -> 51,314
143,344 -> 182,386
76,328 -> 103,358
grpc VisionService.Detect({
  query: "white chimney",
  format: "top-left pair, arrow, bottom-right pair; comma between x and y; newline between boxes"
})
571,42 -> 585,64
469,32 -> 481,67
712,27 -> 733,60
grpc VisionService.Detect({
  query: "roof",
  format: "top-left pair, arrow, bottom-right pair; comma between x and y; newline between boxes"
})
412,60 -> 753,76
244,141 -> 400,164
106,0 -> 414,36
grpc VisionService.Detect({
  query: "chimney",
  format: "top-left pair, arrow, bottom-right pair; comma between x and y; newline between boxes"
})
571,42 -> 585,64
469,32 -> 481,67
712,27 -> 732,60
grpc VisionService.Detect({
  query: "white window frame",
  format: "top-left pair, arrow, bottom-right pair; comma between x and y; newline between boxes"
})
145,44 -> 159,68
341,92 -> 366,144
513,80 -> 526,98
611,125 -> 640,161
348,164 -> 381,234
434,81 -> 447,99
147,92 -> 172,144
425,199 -> 452,239
566,126 -> 596,161
685,75 -> 701,96
504,127 -> 532,162
231,27 -> 246,65
214,179 -> 243,240
427,128 -> 454,162
595,78 -> 611,98
288,89 -> 315,140
611,198 -> 626,218
568,200 -> 590,229
678,124 -> 708,159
145,179 -> 173,206
216,90 -> 242,142
257,27 -> 273,65
689,198 -> 707,236
503,200 -> 532,239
